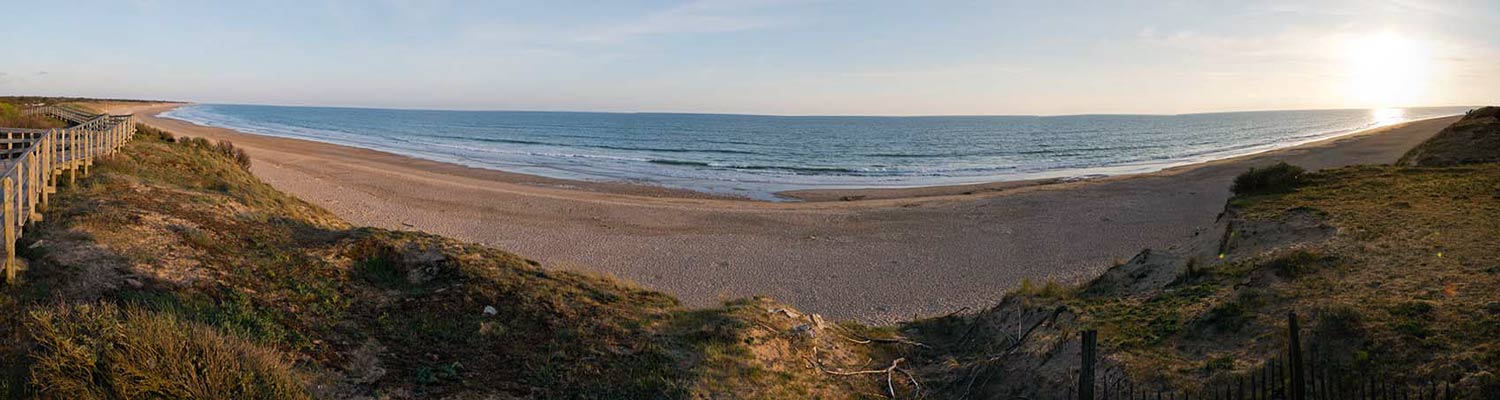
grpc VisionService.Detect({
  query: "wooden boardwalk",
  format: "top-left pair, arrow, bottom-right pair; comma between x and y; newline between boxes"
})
1,105 -> 135,283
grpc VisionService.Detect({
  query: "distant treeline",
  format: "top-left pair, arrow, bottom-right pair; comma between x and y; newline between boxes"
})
0,102 -> 64,129
0,96 -> 176,106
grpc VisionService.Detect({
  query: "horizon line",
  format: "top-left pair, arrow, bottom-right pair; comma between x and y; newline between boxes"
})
166,101 -> 1483,119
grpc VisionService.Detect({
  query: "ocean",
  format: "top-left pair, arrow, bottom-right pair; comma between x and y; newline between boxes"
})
161,105 -> 1473,200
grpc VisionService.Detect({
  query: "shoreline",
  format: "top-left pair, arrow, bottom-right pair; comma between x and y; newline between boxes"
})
113,102 -> 1460,324
147,103 -> 1463,203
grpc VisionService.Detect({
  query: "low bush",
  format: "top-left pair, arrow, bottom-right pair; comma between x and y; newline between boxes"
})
215,140 -> 252,169
25,303 -> 309,399
1316,306 -> 1365,335
1231,162 -> 1305,196
1199,289 -> 1267,333
1264,249 -> 1327,279
137,124 -> 176,142
177,135 -> 252,169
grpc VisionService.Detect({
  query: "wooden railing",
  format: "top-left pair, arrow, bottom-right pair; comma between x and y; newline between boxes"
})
0,107 -> 135,283
21,104 -> 96,125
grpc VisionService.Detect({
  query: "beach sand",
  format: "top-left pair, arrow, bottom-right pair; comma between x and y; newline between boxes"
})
116,103 -> 1458,324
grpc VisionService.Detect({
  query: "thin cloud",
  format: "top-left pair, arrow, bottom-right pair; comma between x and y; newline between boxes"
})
574,0 -> 809,43
1136,28 -> 1331,61
845,64 -> 1031,80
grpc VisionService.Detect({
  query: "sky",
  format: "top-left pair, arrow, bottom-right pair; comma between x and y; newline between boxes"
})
1,0 -> 1497,116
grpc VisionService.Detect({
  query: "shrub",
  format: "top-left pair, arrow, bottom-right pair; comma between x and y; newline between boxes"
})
1313,305 -> 1367,340
217,140 -> 253,169
177,135 -> 252,169
25,303 -> 309,399
1388,301 -> 1436,339
1231,162 -> 1305,196
137,124 -> 176,142
1265,249 -> 1327,279
1199,289 -> 1264,332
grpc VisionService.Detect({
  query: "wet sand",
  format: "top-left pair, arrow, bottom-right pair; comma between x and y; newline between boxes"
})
117,103 -> 1458,324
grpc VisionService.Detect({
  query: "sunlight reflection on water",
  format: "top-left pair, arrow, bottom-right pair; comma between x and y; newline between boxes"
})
1372,108 -> 1406,126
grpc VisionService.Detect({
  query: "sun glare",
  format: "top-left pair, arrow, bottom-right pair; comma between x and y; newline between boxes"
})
1370,107 -> 1406,126
1343,32 -> 1431,107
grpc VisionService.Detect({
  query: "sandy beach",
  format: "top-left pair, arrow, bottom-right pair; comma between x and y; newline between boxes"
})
116,103 -> 1458,324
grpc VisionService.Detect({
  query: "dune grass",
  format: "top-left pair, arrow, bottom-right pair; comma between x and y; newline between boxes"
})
1232,164 -> 1500,376
961,163 -> 1500,390
26,303 -> 309,399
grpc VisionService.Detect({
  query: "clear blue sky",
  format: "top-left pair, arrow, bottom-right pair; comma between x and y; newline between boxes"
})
2,0 -> 1496,115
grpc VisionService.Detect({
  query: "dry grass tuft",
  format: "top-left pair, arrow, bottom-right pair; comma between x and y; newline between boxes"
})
26,303 -> 309,399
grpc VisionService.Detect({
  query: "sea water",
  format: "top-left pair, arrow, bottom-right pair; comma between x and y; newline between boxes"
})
161,105 -> 1473,200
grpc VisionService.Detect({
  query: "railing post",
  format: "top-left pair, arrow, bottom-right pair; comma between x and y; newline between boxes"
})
69,130 -> 77,186
1288,312 -> 1305,400
83,130 -> 91,175
39,133 -> 49,210
1081,330 -> 1097,400
28,153 -> 40,222
3,177 -> 15,285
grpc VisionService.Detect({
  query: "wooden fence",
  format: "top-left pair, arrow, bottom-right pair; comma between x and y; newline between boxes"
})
0,106 -> 135,284
1068,312 -> 1475,400
20,104 -> 96,125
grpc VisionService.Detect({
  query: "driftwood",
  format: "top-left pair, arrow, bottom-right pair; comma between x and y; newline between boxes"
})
810,347 -> 921,399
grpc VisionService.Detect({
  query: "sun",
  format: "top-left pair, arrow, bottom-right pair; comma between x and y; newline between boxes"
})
1342,32 -> 1431,108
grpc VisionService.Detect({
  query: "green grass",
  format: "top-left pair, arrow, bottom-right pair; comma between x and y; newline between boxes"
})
1160,165 -> 1495,383
1399,106 -> 1499,166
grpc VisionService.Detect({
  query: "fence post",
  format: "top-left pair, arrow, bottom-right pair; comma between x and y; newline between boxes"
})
3,177 -> 14,285
1288,312 -> 1305,400
28,154 -> 41,222
1080,330 -> 1097,400
40,133 -> 50,209
83,130 -> 91,175
68,130 -> 77,186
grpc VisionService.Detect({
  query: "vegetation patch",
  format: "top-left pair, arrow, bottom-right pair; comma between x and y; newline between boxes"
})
1399,106 -> 1500,166
26,303 -> 309,399
0,102 -> 66,129
1230,161 -> 1306,196
1264,249 -> 1331,279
